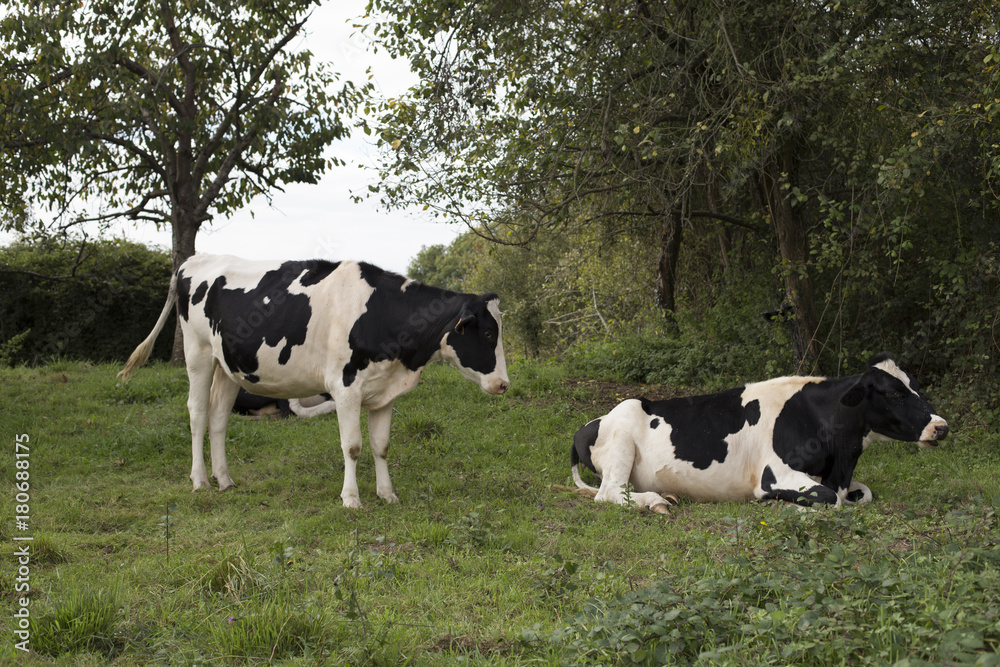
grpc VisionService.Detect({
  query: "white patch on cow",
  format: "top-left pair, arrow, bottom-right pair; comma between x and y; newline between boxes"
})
874,358 -> 918,395
184,254 -> 287,291
400,278 -> 415,291
263,296 -> 270,305
862,430 -> 893,450
487,299 -> 509,392
356,359 -> 424,410
585,401 -> 677,510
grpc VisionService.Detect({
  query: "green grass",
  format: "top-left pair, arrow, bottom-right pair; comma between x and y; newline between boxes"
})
1,358 -> 1000,664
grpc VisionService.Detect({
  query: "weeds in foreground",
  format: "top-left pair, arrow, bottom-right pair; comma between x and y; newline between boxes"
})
528,505 -> 1000,666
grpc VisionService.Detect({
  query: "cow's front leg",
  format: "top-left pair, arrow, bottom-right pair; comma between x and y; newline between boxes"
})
368,403 -> 399,504
756,464 -> 839,507
335,396 -> 364,508
207,366 -> 240,491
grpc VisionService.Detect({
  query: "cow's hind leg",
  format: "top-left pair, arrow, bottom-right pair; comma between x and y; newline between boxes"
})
186,352 -> 215,491
593,445 -> 675,513
368,402 -> 399,504
334,393 -> 364,508
208,366 -> 240,491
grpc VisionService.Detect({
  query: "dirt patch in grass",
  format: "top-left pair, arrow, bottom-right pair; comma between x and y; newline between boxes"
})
430,632 -> 522,657
562,377 -> 686,410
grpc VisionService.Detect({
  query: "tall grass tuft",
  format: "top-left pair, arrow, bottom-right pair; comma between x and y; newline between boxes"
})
29,584 -> 122,657
209,601 -> 333,662
199,546 -> 275,603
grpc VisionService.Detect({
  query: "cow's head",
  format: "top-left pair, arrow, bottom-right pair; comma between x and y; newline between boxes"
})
441,294 -> 509,395
842,353 -> 948,448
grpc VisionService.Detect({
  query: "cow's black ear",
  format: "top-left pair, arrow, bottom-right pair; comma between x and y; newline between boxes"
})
841,378 -> 869,407
454,310 -> 477,334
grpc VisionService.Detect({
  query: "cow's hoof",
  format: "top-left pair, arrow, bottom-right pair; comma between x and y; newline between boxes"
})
650,503 -> 671,514
191,479 -> 211,492
342,496 -> 363,509
217,479 -> 236,492
379,492 -> 400,504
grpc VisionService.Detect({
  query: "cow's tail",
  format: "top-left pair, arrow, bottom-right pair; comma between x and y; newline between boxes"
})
571,445 -> 599,492
118,272 -> 179,384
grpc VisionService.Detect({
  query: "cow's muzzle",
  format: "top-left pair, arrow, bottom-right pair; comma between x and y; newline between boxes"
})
919,419 -> 949,448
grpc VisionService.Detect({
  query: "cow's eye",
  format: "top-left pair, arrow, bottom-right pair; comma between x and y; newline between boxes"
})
485,330 -> 495,341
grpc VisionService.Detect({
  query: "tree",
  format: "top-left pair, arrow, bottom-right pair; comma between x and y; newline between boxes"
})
1,0 -> 366,359
367,0 -> 999,374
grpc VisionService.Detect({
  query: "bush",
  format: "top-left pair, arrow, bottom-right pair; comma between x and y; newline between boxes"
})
565,270 -> 793,389
0,234 -> 174,365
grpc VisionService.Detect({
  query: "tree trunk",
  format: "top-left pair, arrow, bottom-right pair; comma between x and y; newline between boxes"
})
705,171 -> 731,279
655,205 -> 683,330
169,216 -> 199,364
761,149 -> 820,374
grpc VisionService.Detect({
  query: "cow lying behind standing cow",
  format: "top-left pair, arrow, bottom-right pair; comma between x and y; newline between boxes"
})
570,354 -> 948,511
232,388 -> 337,419
119,254 -> 509,508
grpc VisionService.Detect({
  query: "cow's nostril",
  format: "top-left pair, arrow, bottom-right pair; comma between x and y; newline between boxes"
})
935,424 -> 949,439
499,382 -> 509,394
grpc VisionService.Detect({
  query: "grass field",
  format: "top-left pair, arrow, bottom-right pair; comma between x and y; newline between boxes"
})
2,358 -> 1000,665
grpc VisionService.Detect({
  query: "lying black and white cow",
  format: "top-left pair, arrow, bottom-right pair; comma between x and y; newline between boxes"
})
232,388 -> 337,419
570,354 -> 948,511
119,254 -> 509,508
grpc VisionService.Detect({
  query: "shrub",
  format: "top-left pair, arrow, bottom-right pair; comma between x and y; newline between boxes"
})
565,271 -> 792,389
0,234 -> 174,365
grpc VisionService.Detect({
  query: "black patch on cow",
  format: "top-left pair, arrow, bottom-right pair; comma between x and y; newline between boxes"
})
761,465 -> 777,492
176,271 -> 193,321
649,419 -> 659,429
300,263 -> 337,287
191,280 -> 209,307
341,263 -> 500,387
638,389 -> 757,470
199,260 -> 334,382
771,378 -> 865,486
571,418 -> 601,475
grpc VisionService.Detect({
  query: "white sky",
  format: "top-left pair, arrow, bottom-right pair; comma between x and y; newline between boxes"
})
3,0 -> 461,274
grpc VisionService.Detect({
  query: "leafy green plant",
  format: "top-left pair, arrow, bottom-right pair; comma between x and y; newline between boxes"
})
529,506 -> 1000,665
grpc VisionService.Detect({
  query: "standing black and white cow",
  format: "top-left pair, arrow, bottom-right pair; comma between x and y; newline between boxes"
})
119,254 -> 509,508
570,354 -> 948,511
